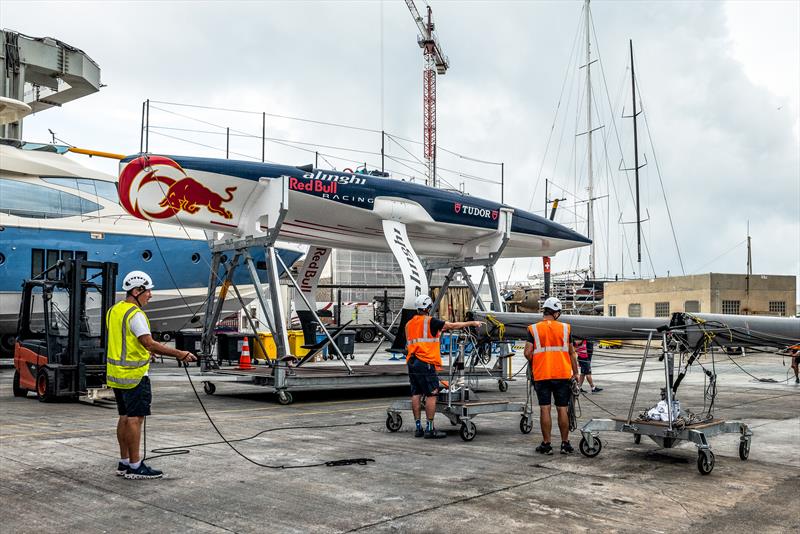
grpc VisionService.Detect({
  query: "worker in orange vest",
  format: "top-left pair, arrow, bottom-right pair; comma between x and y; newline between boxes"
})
524,297 -> 579,455
785,344 -> 800,384
406,294 -> 483,439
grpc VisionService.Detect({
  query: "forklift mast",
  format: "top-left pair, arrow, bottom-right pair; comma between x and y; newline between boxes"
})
13,259 -> 118,399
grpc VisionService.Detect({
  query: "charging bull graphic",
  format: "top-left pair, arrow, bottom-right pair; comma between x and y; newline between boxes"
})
157,178 -> 236,219
119,155 -> 237,221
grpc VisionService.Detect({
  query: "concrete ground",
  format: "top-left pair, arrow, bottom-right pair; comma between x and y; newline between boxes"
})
1,345 -> 798,533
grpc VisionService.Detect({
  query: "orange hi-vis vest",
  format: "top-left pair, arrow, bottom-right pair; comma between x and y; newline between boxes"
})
528,320 -> 572,380
406,315 -> 442,368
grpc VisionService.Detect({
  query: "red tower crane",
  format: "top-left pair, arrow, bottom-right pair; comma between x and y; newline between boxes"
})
405,1 -> 449,187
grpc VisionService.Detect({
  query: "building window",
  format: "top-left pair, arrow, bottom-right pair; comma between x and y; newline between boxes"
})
655,302 -> 670,317
684,300 -> 700,313
722,300 -> 740,315
628,303 -> 642,318
768,301 -> 786,316
607,304 -> 617,317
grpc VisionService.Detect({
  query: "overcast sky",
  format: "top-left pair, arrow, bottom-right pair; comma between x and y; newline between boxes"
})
4,0 -> 798,299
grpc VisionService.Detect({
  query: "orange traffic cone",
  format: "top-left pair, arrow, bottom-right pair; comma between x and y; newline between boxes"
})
238,337 -> 254,370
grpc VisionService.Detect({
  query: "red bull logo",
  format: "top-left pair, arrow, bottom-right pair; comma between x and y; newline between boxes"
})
119,156 -> 236,221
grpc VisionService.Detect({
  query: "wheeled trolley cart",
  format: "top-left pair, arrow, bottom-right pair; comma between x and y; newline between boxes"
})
578,417 -> 752,475
385,333 -> 533,441
386,397 -> 531,441
579,328 -> 753,475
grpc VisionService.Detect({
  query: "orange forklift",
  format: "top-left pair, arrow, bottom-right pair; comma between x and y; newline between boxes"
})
12,259 -> 117,401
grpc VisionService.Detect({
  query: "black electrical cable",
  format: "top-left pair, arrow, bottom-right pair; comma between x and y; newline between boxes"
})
142,365 -> 378,469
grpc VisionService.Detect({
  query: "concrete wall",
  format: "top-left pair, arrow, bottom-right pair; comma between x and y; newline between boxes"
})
604,273 -> 795,317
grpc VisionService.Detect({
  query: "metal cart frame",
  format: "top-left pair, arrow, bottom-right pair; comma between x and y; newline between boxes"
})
385,334 -> 534,441
578,330 -> 753,475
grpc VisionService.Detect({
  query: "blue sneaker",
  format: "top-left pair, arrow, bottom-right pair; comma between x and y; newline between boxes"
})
414,427 -> 424,438
124,462 -> 163,480
116,462 -> 128,476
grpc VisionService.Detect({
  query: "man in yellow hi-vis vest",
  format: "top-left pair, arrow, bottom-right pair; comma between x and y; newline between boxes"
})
107,271 -> 197,480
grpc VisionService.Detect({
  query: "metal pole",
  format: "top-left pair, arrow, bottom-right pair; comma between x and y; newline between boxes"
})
663,332 -> 674,432
315,151 -> 319,168
627,330 -> 653,425
145,99 -> 150,152
630,39 -> 642,270
139,101 -> 146,153
226,127 -> 230,159
337,288 -> 342,327
585,0 -> 595,279
262,112 -> 266,162
381,130 -> 385,173
500,162 -> 504,204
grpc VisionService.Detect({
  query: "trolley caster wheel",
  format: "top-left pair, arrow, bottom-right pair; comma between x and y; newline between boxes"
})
498,380 -> 508,392
277,391 -> 293,405
697,450 -> 715,475
633,433 -> 641,444
579,436 -> 602,458
459,421 -> 477,442
350,354 -> 355,360
203,382 -> 216,395
738,439 -> 750,461
519,415 -> 532,434
386,413 -> 402,432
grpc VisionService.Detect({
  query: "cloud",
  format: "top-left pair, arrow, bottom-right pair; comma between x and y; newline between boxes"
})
3,0 -> 797,297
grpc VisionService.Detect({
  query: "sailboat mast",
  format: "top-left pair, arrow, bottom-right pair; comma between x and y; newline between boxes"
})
630,39 -> 642,275
585,0 -> 595,279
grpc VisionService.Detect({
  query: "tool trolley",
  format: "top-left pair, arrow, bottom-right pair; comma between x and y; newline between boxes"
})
578,329 -> 752,475
386,333 -> 533,441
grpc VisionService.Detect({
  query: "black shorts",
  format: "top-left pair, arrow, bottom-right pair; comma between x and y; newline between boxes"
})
113,376 -> 152,417
408,357 -> 440,396
579,359 -> 592,375
533,379 -> 572,407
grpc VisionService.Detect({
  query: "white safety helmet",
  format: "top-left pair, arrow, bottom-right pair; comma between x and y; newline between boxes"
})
122,271 -> 154,292
415,294 -> 433,311
542,296 -> 562,313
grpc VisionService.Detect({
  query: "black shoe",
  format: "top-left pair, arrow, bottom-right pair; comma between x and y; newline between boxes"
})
561,441 -> 575,454
795,377 -> 799,384
535,442 -> 553,455
414,427 -> 425,438
423,429 -> 447,439
579,387 -> 587,393
592,386 -> 603,393
124,462 -> 163,480
116,462 -> 128,476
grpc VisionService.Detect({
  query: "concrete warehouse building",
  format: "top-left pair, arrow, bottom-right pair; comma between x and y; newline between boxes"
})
604,273 -> 796,318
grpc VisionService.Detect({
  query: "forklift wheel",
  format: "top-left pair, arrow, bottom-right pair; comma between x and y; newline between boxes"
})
12,370 -> 28,398
36,369 -> 54,403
